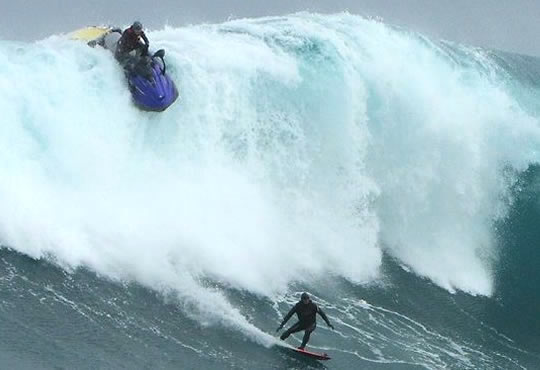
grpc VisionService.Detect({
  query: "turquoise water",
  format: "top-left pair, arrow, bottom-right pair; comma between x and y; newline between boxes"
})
1,13 -> 540,369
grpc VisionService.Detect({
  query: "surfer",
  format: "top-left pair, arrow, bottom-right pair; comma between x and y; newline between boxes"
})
115,21 -> 150,64
276,292 -> 334,350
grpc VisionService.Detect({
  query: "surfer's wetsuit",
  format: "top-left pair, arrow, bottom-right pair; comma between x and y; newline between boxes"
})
278,297 -> 333,349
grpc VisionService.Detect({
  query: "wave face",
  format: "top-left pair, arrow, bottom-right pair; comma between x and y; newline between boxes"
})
1,13 -> 540,369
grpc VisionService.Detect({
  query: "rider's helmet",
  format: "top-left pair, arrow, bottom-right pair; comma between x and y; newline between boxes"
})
131,21 -> 143,34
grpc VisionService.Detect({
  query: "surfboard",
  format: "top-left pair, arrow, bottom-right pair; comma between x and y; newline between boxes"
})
291,347 -> 331,360
69,26 -> 111,42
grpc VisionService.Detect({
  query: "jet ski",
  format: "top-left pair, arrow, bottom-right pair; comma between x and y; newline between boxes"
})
122,48 -> 179,112
81,27 -> 179,112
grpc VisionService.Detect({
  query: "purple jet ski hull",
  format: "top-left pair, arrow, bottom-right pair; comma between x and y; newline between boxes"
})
127,55 -> 179,112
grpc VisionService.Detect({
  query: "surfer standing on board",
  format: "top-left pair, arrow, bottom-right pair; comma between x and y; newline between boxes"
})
276,292 -> 334,349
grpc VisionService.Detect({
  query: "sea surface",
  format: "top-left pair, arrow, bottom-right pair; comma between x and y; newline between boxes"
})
1,13 -> 540,369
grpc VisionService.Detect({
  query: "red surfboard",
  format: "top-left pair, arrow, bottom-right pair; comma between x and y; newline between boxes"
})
291,347 -> 331,360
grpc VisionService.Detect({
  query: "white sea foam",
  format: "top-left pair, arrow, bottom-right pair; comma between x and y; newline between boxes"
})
0,13 -> 539,339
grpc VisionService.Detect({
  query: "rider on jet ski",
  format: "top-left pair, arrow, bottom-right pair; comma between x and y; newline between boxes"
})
115,21 -> 150,67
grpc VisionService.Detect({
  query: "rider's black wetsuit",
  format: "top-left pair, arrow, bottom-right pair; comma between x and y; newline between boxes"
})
115,27 -> 149,62
279,299 -> 332,348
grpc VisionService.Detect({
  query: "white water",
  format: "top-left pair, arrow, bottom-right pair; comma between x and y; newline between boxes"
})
1,13 -> 540,342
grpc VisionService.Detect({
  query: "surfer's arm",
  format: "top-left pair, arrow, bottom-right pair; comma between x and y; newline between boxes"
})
280,305 -> 297,327
317,307 -> 334,329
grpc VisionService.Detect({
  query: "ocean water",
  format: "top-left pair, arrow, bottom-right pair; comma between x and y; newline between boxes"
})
1,13 -> 540,369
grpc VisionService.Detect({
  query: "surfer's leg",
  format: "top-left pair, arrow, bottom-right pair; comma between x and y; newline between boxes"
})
299,323 -> 316,349
280,322 -> 303,340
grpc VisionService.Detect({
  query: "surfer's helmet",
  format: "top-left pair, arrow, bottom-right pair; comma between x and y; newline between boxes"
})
131,21 -> 143,34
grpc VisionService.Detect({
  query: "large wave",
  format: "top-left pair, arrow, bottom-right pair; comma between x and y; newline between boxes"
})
1,13 -> 539,342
